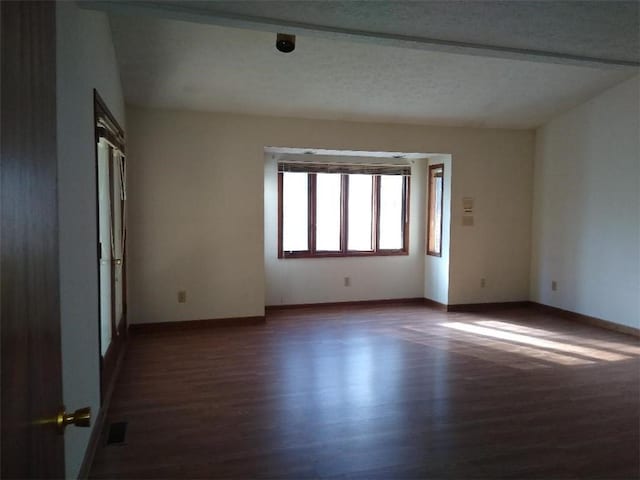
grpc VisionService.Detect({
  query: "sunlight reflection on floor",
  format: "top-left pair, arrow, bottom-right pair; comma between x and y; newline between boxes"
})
383,318 -> 639,370
477,320 -> 640,355
402,325 -> 594,366
441,322 -> 630,362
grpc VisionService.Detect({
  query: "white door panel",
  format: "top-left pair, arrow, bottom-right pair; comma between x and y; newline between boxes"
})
97,140 -> 112,356
112,151 -> 124,330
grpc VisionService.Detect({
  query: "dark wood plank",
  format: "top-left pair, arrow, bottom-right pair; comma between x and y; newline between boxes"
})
129,315 -> 266,334
1,1 -> 65,477
90,304 -> 640,479
447,301 -> 532,312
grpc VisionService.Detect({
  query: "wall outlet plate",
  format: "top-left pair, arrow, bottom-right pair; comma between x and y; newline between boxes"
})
178,290 -> 187,303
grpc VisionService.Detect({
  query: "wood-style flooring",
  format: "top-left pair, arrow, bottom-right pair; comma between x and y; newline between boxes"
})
90,304 -> 640,479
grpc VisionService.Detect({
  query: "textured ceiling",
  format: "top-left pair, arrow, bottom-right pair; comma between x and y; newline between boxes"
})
109,14 -> 635,129
128,0 -> 640,64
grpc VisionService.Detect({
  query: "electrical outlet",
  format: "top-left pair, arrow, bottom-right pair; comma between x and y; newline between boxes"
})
344,276 -> 350,287
551,281 -> 557,292
178,290 -> 187,303
480,278 -> 486,288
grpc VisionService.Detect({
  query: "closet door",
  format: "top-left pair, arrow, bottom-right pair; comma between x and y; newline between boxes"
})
95,91 -> 127,401
111,151 -> 126,334
97,139 -> 113,356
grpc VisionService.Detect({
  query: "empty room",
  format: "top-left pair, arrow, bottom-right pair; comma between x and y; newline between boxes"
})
2,1 -> 639,478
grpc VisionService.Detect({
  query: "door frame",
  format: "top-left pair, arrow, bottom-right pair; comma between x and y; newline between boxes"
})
93,90 -> 128,403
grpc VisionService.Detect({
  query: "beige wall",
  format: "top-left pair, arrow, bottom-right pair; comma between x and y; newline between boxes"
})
531,75 -> 640,328
126,107 -> 534,324
57,3 -> 125,476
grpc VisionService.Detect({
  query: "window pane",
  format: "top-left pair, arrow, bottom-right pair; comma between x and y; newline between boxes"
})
347,174 -> 373,251
316,173 -> 341,251
427,165 -> 444,255
433,177 -> 442,249
282,172 -> 308,251
379,175 -> 404,250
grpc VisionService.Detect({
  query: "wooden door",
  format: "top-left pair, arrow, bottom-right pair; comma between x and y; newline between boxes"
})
1,1 -> 66,477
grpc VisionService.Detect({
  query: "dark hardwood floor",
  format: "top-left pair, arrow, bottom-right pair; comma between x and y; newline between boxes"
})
89,304 -> 640,479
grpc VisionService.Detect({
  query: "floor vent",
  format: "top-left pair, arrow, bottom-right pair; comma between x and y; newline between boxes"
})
106,421 -> 128,445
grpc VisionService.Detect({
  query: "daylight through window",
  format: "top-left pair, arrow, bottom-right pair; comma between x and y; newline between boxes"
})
278,163 -> 410,258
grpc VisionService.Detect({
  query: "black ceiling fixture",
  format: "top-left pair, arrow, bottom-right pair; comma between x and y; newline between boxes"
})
276,33 -> 296,53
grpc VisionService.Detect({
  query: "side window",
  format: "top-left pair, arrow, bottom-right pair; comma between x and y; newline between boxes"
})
426,164 -> 444,256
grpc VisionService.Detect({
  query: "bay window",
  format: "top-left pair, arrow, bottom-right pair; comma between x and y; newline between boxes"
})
278,163 -> 410,258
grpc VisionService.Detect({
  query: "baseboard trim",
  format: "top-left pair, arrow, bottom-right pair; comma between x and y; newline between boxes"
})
529,302 -> 640,338
446,301 -> 531,312
130,315 -> 266,333
422,298 -> 448,311
77,329 -> 129,479
265,298 -> 425,312
266,299 -> 528,314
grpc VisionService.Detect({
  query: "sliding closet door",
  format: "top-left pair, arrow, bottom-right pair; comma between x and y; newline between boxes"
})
97,139 -> 113,356
95,91 -> 127,402
111,151 -> 125,334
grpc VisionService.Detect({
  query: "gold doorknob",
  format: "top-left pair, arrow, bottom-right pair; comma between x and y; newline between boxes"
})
55,406 -> 91,434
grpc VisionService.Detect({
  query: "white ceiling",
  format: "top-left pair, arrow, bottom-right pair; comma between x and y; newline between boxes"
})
199,1 -> 638,64
105,2 -> 638,129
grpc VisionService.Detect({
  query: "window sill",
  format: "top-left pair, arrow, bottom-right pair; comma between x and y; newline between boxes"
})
279,250 -> 409,259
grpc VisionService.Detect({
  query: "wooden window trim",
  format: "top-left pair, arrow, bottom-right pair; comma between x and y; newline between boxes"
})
403,176 -> 411,253
278,171 -> 410,259
426,163 -> 444,257
340,174 -> 348,253
277,172 -> 284,258
373,175 -> 381,252
94,90 -> 125,152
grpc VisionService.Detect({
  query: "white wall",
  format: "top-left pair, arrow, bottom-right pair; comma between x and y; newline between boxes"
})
56,3 -> 125,477
531,76 -> 640,329
126,107 -> 533,324
264,155 -> 426,306
424,155 -> 452,305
